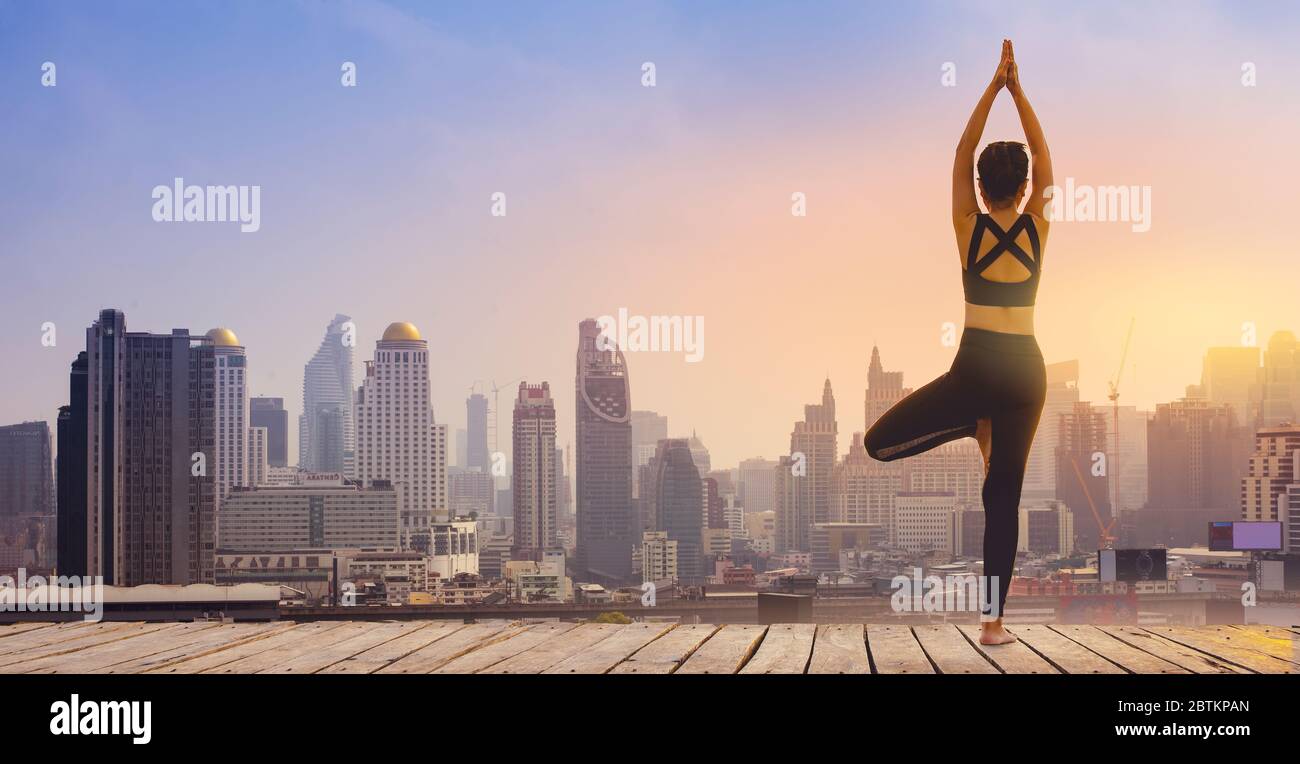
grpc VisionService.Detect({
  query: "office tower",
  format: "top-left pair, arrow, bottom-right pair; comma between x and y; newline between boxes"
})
1201,346 -> 1260,429
250,397 -> 289,467
893,491 -> 955,553
554,446 -> 572,519
1147,397 -> 1249,511
574,318 -> 634,585
687,432 -> 711,476
641,530 -> 678,582
738,457 -> 777,515
1241,425 -> 1300,522
1113,405 -> 1150,513
512,382 -> 557,561
448,467 -> 496,518
216,478 -> 400,552
83,310 -> 216,585
1024,360 -> 1080,500
1258,330 -> 1300,427
833,433 -> 905,542
904,439 -> 985,507
0,421 -> 54,517
773,456 -> 803,553
299,314 -> 355,475
355,322 -> 448,549
1055,401 -> 1111,550
249,426 -> 268,488
647,438 -> 704,583
864,345 -> 910,432
952,506 -> 985,557
787,379 -> 838,546
56,352 -> 88,575
1019,500 -> 1074,555
207,328 -> 248,503
455,428 -> 468,468
466,393 -> 490,472
630,410 -> 668,498
704,476 -> 725,529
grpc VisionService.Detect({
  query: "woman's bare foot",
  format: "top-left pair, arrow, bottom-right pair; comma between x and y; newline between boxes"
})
979,621 -> 1017,645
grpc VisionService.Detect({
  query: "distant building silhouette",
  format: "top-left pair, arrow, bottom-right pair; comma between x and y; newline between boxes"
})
512,382 -> 557,561
647,438 -> 704,583
299,314 -> 355,475
56,352 -> 88,575
250,397 -> 289,468
466,393 -> 490,472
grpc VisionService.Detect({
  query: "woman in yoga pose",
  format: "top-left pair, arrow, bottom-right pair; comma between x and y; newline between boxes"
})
864,40 -> 1051,645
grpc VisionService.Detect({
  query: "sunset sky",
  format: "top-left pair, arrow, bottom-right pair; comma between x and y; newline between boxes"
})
2,0 -> 1298,468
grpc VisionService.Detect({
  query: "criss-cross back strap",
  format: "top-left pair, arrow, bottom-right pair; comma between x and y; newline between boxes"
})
967,213 -> 1040,275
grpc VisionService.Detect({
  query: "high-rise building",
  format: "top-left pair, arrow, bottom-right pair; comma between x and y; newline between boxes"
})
687,432 -> 711,476
1055,401 -> 1111,550
512,382 -> 557,561
630,410 -> 668,498
355,322 -> 448,550
1201,346 -> 1260,430
1024,360 -> 1080,500
82,310 -> 216,585
904,439 -> 985,508
1257,331 -> 1299,427
56,352 -> 88,575
1113,405 -> 1150,513
893,491 -> 955,553
833,433 -> 905,542
641,530 -> 678,582
1146,397 -> 1249,512
0,421 -> 54,518
773,456 -> 803,554
785,379 -> 838,550
1019,500 -> 1074,555
466,393 -> 490,472
217,478 -> 400,552
249,426 -> 268,488
207,328 -> 248,503
574,318 -> 634,585
647,438 -> 704,583
299,314 -> 355,475
448,467 -> 495,518
864,345 -> 909,433
738,457 -> 777,516
250,397 -> 288,468
1241,425 -> 1300,522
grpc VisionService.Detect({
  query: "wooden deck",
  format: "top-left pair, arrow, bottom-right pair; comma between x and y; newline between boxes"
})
1,620 -> 1295,675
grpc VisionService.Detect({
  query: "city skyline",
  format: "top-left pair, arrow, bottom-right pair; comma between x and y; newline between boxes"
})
5,1 -> 1300,470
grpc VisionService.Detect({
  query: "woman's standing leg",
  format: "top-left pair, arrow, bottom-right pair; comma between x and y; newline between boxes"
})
980,399 -> 1043,638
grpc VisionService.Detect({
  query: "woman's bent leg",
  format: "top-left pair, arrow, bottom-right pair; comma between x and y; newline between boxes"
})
864,371 -> 979,462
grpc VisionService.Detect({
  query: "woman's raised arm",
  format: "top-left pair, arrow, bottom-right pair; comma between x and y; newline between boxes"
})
1006,44 -> 1053,218
953,40 -> 1011,225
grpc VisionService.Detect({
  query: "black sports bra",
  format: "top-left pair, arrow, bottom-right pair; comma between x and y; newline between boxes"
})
962,213 -> 1042,307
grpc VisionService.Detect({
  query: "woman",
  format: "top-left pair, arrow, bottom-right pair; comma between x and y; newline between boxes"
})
864,40 -> 1051,645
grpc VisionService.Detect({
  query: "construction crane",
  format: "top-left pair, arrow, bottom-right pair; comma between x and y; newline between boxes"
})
488,377 -> 522,460
1106,317 -> 1136,530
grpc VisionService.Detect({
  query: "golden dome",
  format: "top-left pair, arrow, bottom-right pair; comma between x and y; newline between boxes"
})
205,328 -> 240,347
382,322 -> 422,342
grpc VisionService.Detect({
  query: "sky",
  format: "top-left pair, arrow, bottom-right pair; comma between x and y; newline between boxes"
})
2,0 -> 1299,469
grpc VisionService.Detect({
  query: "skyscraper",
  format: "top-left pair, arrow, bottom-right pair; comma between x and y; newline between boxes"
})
250,397 -> 289,468
56,352 -> 88,575
786,378 -> 838,550
355,322 -> 448,549
1241,425 -> 1300,522
630,410 -> 668,498
1024,360 -> 1080,500
1201,346 -> 1260,429
0,421 -> 54,518
466,393 -> 490,472
248,426 -> 268,488
864,345 -> 909,433
299,314 -> 355,475
207,328 -> 248,502
574,318 -> 634,585
1146,397 -> 1248,512
1258,331 -> 1299,427
737,457 -> 778,516
82,310 -> 216,585
647,438 -> 704,583
512,382 -> 557,561
1055,401 -> 1111,550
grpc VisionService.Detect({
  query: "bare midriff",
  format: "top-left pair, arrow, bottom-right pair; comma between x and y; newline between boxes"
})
964,302 -> 1035,336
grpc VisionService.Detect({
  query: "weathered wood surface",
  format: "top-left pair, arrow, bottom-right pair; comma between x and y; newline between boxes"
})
0,620 -> 1291,675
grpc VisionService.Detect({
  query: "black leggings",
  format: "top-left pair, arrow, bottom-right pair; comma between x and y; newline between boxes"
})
864,328 -> 1046,619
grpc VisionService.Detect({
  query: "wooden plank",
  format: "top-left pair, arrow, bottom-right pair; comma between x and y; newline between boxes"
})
1140,626 -> 1297,674
740,623 -> 816,674
378,622 -> 525,674
1100,627 -> 1244,674
103,622 -> 297,674
21,622 -> 228,674
806,624 -> 870,674
956,625 -> 1058,674
544,623 -> 676,674
0,621 -> 131,657
484,623 -> 622,674
0,623 -> 60,639
1047,625 -> 1188,674
432,622 -> 578,674
866,625 -> 933,674
205,622 -> 389,674
607,624 -> 719,674
1202,625 -> 1299,663
146,622 -> 350,674
1233,624 -> 1300,639
912,624 -> 998,674
676,624 -> 767,674
0,622 -> 180,671
319,622 -> 466,674
1013,624 -> 1125,674
258,621 -> 426,674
